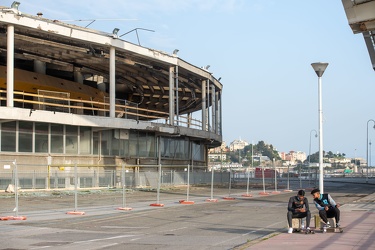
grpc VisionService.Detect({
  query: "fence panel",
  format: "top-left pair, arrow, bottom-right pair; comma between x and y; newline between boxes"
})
0,164 -> 236,190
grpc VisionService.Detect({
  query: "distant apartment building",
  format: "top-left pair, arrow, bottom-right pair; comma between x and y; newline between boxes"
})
229,139 -> 249,151
209,141 -> 227,154
279,151 -> 307,164
208,153 -> 227,162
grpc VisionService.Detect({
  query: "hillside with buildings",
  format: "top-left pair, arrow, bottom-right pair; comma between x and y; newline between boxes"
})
208,139 -> 366,176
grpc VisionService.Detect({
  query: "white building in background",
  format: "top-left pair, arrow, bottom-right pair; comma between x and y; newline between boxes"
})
292,151 -> 307,162
208,153 -> 227,162
209,141 -> 226,154
279,151 -> 307,165
229,139 -> 249,151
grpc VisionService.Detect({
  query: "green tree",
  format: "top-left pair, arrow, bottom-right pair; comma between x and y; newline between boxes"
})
307,151 -> 319,163
255,141 -> 281,160
306,150 -> 347,163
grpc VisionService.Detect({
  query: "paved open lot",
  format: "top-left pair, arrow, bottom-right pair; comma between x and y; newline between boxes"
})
0,179 -> 374,250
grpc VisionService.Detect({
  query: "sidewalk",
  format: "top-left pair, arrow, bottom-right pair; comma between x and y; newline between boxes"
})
241,192 -> 375,250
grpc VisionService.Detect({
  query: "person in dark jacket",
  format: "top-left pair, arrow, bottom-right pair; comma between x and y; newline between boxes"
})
287,190 -> 311,233
310,188 -> 340,228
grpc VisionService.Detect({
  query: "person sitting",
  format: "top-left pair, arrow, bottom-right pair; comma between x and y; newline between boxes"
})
287,189 -> 311,233
310,188 -> 341,229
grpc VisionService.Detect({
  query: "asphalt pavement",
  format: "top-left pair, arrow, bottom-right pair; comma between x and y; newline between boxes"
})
238,191 -> 375,250
0,178 -> 374,250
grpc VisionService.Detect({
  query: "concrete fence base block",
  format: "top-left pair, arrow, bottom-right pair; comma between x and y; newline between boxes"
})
241,194 -> 253,197
116,207 -> 133,211
5,184 -> 16,193
223,196 -> 236,200
179,200 -> 195,205
206,198 -> 218,202
150,203 -> 164,207
66,211 -> 85,215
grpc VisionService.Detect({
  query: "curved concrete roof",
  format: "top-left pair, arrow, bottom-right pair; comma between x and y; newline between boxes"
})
0,7 -> 222,119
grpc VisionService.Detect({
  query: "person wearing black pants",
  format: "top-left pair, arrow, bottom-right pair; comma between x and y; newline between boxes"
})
287,190 -> 311,233
310,188 -> 340,228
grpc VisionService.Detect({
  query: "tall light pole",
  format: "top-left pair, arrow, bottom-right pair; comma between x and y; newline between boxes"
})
370,141 -> 372,172
366,119 -> 375,183
309,129 -> 318,185
311,62 -> 328,193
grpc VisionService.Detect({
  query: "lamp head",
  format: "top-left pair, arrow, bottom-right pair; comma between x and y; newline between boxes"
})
311,62 -> 328,77
112,28 -> 120,38
11,1 -> 20,10
173,49 -> 179,55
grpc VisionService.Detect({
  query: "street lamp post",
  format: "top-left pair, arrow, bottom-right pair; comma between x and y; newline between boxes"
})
366,119 -> 375,183
309,129 -> 318,186
370,141 -> 372,172
311,62 -> 328,193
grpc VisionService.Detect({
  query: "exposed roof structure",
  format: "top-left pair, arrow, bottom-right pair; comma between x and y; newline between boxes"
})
0,4 -> 222,120
342,0 -> 375,71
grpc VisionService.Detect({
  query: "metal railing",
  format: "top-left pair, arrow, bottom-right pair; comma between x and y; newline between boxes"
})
0,89 -> 203,130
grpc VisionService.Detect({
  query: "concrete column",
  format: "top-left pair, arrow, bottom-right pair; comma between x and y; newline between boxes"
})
169,66 -> 175,125
109,47 -> 116,118
73,67 -> 84,114
211,85 -> 216,133
175,66 -> 179,125
6,25 -> 14,107
201,80 -> 206,131
73,67 -> 84,84
34,60 -> 46,74
32,61 -> 46,110
206,79 -> 210,131
187,112 -> 191,128
216,91 -> 221,135
96,75 -> 106,92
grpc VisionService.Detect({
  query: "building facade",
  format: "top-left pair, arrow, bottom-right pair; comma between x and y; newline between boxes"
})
0,4 -> 223,174
229,139 -> 249,151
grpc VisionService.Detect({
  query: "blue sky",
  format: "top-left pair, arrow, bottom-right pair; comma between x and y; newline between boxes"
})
4,0 -> 375,159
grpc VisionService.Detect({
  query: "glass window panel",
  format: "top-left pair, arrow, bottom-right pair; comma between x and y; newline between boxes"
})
101,130 -> 111,155
2,121 -> 16,131
35,122 -> 48,134
192,142 -> 204,161
51,124 -> 63,134
112,137 -> 121,156
35,134 -> 48,153
79,127 -> 91,155
66,125 -> 77,135
122,139 -> 129,157
128,131 -> 138,157
51,135 -> 63,153
66,135 -> 78,154
174,139 -> 189,159
18,121 -> 33,152
93,131 -> 99,155
50,124 -> 63,153
147,134 -> 156,158
19,121 -> 33,133
35,123 -> 48,153
1,131 -> 16,152
19,133 -> 32,152
169,139 -> 177,158
1,121 -> 16,151
65,126 -> 78,154
138,133 -> 148,157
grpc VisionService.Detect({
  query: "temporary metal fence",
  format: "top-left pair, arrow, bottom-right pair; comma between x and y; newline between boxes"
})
0,163 -> 235,191
1,162 -> 331,192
